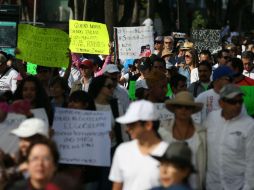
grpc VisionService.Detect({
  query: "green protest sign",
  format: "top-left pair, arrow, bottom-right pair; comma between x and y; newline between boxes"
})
27,63 -> 37,75
128,81 -> 136,101
17,24 -> 70,68
166,83 -> 173,97
240,86 -> 254,116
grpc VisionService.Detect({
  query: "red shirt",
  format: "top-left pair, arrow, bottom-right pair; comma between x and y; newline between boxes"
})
235,76 -> 254,86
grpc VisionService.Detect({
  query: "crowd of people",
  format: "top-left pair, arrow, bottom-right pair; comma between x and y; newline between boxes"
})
0,31 -> 254,190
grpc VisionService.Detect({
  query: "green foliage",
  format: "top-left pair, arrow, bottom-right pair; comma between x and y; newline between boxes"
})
192,11 -> 207,29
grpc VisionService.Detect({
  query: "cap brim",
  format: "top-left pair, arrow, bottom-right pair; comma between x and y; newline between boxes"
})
11,128 -> 36,138
223,92 -> 244,99
116,115 -> 138,124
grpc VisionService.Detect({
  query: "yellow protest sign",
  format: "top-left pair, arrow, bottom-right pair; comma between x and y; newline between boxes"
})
69,20 -> 109,55
17,24 -> 70,68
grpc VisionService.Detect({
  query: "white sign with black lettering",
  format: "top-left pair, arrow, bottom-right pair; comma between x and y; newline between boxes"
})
53,107 -> 111,166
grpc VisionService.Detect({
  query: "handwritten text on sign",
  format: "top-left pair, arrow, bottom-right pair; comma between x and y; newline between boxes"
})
69,20 -> 109,55
17,24 -> 70,68
116,26 -> 154,60
52,108 -> 111,166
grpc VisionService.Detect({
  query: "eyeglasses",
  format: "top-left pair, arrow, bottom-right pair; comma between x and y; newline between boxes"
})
173,104 -> 194,110
223,98 -> 243,105
104,84 -> 114,89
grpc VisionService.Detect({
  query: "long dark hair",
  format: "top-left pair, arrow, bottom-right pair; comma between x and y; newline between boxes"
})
88,75 -> 109,99
13,75 -> 53,125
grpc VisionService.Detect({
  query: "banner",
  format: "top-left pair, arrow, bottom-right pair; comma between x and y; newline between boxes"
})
69,20 -> 109,55
191,29 -> 221,54
116,26 -> 154,60
52,108 -> 111,166
0,21 -> 17,48
16,24 -> 70,68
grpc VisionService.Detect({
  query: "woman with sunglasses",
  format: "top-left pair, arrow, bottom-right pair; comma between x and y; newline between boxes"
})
178,48 -> 199,87
158,91 -> 206,190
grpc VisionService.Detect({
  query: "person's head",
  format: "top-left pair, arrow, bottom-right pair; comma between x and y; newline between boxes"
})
217,49 -> 230,66
68,90 -> 95,110
145,70 -> 168,102
199,50 -> 212,63
227,57 -> 244,75
161,49 -> 173,65
27,138 -> 59,188
14,76 -> 48,108
137,58 -> 152,77
184,48 -> 199,67
135,80 -> 149,100
165,91 -> 203,121
11,118 -> 49,157
116,100 -> 160,140
36,66 -> 52,82
88,75 -> 114,101
152,142 -> 194,188
49,77 -> 69,99
103,64 -> 120,88
212,66 -> 233,92
163,36 -> 174,50
241,51 -> 254,72
154,36 -> 164,51
78,59 -> 93,78
169,74 -> 187,95
219,84 -> 244,120
152,57 -> 166,73
198,61 -> 212,83
0,51 -> 8,74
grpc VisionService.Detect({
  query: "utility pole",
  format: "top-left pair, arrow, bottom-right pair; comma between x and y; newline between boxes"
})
83,0 -> 87,20
33,0 -> 37,25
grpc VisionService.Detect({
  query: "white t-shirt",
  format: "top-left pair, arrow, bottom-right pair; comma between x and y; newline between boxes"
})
190,67 -> 199,84
0,68 -> 18,92
109,140 -> 168,190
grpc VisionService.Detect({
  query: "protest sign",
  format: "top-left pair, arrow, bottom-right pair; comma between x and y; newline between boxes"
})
0,21 -> 17,48
27,62 -> 37,75
53,108 -> 111,166
116,26 -> 154,60
191,29 -> 221,53
240,86 -> 254,116
0,113 -> 26,154
16,24 -> 70,68
128,80 -> 136,100
69,20 -> 109,55
31,108 -> 49,125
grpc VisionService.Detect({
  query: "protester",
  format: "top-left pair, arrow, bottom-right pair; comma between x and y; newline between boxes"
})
70,59 -> 94,94
159,91 -> 206,190
67,90 -> 95,110
241,51 -> 254,79
103,64 -> 130,113
204,84 -> 254,190
213,49 -> 230,69
163,36 -> 174,51
196,65 -> 233,122
154,36 -> 164,56
13,75 -> 53,125
36,66 -> 52,96
109,100 -> 168,190
169,74 -> 187,98
188,61 -> 212,97
7,138 -> 59,190
199,50 -> 213,63
0,51 -> 18,93
135,79 -> 149,100
151,142 -> 195,190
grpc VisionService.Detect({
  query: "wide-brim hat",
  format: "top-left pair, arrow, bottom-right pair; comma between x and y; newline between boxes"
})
161,49 -> 173,58
165,91 -> 203,114
180,41 -> 193,50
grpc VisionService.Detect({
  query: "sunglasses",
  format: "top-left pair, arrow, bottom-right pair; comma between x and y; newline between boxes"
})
173,104 -> 194,110
104,84 -> 114,89
223,98 -> 243,105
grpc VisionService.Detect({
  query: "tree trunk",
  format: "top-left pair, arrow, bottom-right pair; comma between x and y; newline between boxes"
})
105,0 -> 117,41
118,0 -> 135,26
131,0 -> 139,26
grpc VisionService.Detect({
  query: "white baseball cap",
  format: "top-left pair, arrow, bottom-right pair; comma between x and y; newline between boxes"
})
103,64 -> 120,74
11,118 -> 49,138
135,79 -> 148,90
116,100 -> 159,124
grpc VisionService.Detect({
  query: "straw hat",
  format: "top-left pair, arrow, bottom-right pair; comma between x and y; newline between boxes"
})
161,49 -> 173,58
180,41 -> 194,50
165,91 -> 203,113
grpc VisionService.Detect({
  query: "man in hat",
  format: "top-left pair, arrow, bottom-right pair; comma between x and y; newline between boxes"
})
103,64 -> 130,113
204,84 -> 254,190
151,142 -> 194,190
109,100 -> 168,190
196,65 -> 233,122
70,59 -> 94,94
0,51 -> 18,93
159,91 -> 206,190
